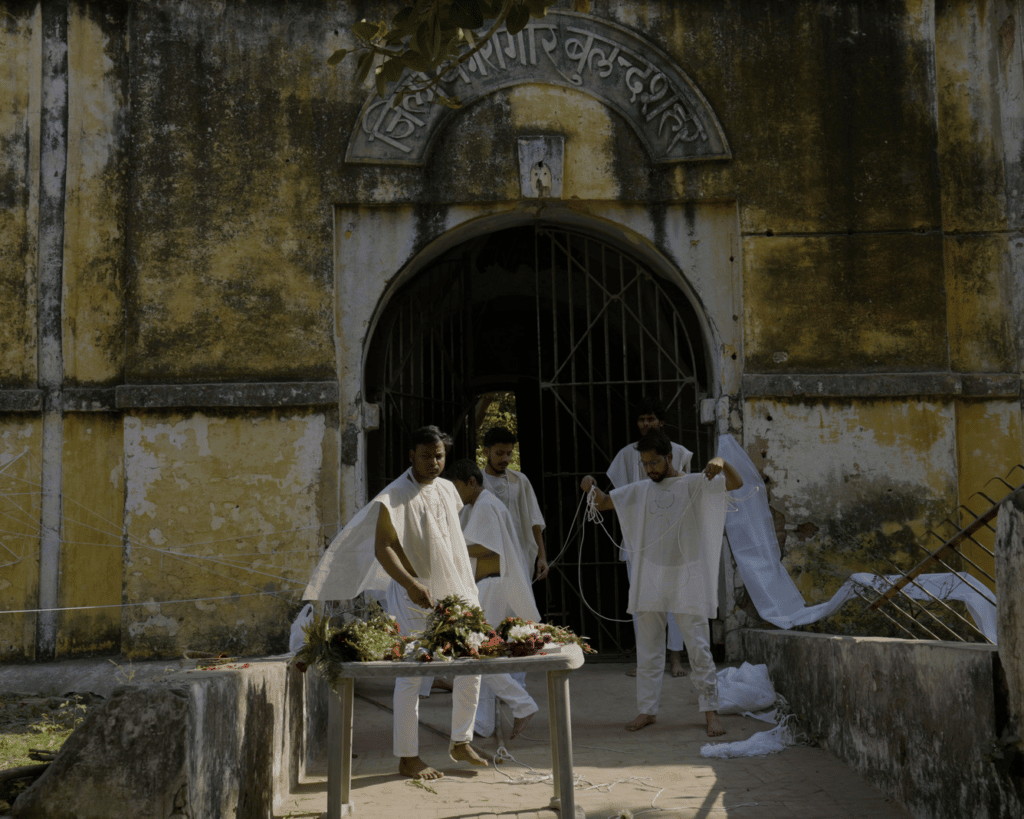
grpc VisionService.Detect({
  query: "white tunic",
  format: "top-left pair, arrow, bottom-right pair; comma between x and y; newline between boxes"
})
303,468 -> 479,606
481,468 -> 545,572
610,474 -> 727,617
460,489 -> 541,622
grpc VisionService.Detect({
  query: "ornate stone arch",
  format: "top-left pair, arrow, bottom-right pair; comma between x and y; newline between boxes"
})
346,11 -> 730,166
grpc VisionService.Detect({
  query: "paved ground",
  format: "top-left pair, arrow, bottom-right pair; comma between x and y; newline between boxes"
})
278,660 -> 915,819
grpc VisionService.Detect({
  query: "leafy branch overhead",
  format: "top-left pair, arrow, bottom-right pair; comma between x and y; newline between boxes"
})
329,0 -> 592,107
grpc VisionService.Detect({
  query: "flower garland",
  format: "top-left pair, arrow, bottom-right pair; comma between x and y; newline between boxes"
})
293,596 -> 595,688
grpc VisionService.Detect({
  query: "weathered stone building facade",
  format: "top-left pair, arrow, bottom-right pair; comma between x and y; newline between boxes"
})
1,0 -> 1021,661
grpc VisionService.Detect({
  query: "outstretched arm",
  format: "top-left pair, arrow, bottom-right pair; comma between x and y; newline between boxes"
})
373,505 -> 432,608
580,475 -> 616,511
703,457 -> 743,491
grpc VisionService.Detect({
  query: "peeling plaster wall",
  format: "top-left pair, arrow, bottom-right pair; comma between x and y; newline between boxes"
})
743,399 -> 960,607
121,411 -> 330,658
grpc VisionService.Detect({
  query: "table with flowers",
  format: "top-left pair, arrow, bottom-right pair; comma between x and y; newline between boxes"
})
321,643 -> 586,818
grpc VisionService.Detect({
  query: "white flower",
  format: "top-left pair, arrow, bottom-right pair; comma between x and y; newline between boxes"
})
509,624 -> 540,640
466,632 -> 486,650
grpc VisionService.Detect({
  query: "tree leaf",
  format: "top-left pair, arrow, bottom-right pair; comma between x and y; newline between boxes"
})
524,0 -> 553,17
375,67 -> 389,98
326,48 -> 348,66
356,50 -> 375,84
352,20 -> 382,43
382,57 -> 406,83
506,4 -> 531,35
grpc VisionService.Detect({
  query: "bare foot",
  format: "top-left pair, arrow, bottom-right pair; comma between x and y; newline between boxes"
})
626,667 -> 637,677
705,711 -> 726,737
399,756 -> 443,780
625,713 -> 657,732
510,713 -> 534,740
450,741 -> 489,767
669,651 -> 688,678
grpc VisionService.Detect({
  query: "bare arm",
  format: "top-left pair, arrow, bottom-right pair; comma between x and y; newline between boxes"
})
373,505 -> 432,608
703,457 -> 743,491
466,542 -> 498,560
580,475 -> 615,511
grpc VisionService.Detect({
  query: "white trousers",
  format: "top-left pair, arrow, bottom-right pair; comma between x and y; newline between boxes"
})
474,671 -> 537,737
386,582 -> 481,757
626,557 -> 686,652
635,611 -> 718,715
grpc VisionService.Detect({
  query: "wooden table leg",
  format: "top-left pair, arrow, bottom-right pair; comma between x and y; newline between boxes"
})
325,677 -> 355,818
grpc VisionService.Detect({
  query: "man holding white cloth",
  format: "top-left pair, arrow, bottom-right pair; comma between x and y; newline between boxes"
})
303,426 -> 487,780
581,429 -> 742,737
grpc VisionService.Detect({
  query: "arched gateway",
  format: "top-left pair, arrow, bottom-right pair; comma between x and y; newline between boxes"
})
363,223 -> 714,656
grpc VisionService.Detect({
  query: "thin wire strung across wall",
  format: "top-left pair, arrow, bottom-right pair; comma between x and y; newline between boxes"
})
0,448 -> 332,616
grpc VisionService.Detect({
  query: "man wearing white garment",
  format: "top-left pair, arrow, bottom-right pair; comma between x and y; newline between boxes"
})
302,426 -> 487,781
480,426 -> 549,581
446,458 -> 540,740
581,429 -> 742,737
607,396 -> 694,679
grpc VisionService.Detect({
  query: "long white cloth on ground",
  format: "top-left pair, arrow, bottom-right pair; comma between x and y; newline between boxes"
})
718,435 -> 998,641
482,468 -> 545,574
460,489 -> 540,623
611,474 -> 728,617
303,468 -> 478,607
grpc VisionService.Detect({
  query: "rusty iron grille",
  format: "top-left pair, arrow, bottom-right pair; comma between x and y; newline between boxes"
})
364,225 -> 711,657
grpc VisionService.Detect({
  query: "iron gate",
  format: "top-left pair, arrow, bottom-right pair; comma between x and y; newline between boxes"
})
365,225 -> 711,656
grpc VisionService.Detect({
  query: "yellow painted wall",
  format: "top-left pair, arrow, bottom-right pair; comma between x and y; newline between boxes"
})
56,414 -> 124,656
121,411 -> 331,658
0,419 -> 43,661
954,400 -> 1024,592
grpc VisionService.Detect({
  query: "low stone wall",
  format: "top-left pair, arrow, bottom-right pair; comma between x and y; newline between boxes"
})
742,629 -> 1023,819
12,658 -> 305,819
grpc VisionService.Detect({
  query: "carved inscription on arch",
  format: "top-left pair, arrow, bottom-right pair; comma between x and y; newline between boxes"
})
345,11 -> 730,166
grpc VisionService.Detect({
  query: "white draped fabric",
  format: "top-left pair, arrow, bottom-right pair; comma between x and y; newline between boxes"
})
303,468 -> 479,607
482,468 -> 545,573
718,434 -> 998,642
460,489 -> 540,623
611,474 -> 728,617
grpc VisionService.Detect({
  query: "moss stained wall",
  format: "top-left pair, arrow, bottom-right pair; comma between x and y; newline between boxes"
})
0,419 -> 43,661
63,1 -> 128,385
0,3 -> 40,386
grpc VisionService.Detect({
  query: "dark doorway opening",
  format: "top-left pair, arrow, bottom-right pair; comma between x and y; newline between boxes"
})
364,224 -> 712,657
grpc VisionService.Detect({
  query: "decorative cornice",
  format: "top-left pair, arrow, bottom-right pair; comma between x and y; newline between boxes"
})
742,373 -> 1021,399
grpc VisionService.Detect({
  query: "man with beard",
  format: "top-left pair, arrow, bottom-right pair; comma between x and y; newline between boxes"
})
580,430 -> 742,737
606,396 -> 694,678
480,426 -> 549,582
303,425 -> 487,781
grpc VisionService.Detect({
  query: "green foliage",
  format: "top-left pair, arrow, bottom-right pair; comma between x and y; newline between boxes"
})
477,391 -> 520,471
329,0 -> 589,107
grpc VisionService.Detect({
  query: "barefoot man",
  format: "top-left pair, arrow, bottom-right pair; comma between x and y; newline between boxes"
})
581,430 -> 743,738
303,426 -> 488,780
446,458 -> 541,741
606,396 -> 695,679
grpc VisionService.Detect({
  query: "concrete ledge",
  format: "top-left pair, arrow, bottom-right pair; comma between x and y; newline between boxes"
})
742,372 -> 1021,398
11,658 -> 306,819
741,629 -> 1023,819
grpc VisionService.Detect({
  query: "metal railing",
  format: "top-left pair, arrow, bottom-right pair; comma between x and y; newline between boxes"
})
858,465 -> 1024,644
